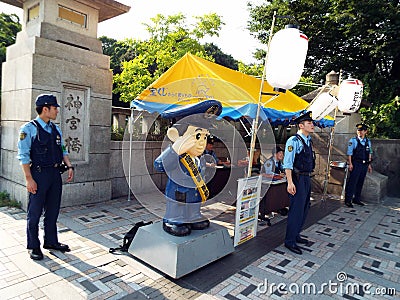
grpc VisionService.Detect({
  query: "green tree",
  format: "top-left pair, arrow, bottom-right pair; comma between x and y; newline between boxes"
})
0,12 -> 22,101
112,13 -> 224,102
248,0 -> 400,137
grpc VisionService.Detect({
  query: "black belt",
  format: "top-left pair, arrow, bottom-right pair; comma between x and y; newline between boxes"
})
354,160 -> 369,164
294,171 -> 313,176
31,163 -> 61,170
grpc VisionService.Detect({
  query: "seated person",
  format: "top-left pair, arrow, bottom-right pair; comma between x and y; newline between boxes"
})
262,146 -> 285,179
237,148 -> 261,175
203,138 -> 230,167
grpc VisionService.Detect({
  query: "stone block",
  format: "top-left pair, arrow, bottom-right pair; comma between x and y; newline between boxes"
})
89,97 -> 112,126
31,54 -> 112,96
89,126 -> 111,154
130,221 -> 234,278
361,171 -> 388,204
73,153 -> 110,182
111,177 -> 129,199
1,56 -> 33,92
1,149 -> 26,185
61,180 -> 112,207
1,90 -> 34,121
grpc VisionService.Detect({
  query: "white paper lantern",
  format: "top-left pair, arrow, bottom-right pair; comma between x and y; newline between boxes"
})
307,93 -> 338,120
265,25 -> 309,92
337,79 -> 363,113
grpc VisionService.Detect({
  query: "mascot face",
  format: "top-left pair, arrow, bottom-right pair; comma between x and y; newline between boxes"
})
185,126 -> 209,157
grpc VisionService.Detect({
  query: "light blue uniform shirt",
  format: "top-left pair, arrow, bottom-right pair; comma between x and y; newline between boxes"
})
17,116 -> 67,165
346,137 -> 372,156
263,157 -> 282,175
283,132 -> 311,170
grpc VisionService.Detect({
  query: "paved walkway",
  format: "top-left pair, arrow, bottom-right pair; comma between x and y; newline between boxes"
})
0,194 -> 399,299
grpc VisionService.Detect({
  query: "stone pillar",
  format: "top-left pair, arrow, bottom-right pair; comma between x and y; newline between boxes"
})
0,0 -> 129,209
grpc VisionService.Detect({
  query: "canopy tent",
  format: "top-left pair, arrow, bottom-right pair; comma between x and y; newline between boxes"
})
130,53 -> 334,127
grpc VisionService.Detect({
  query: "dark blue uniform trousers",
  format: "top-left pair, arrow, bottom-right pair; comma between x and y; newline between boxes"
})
285,175 -> 311,246
27,167 -> 62,249
345,162 -> 368,203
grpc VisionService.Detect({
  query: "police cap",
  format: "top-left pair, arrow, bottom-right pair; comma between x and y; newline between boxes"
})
35,94 -> 60,107
356,123 -> 368,131
293,111 -> 313,124
272,146 -> 284,154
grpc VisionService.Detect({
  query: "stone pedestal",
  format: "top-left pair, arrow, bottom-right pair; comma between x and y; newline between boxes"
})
361,171 -> 388,204
0,0 -> 129,209
130,221 -> 235,279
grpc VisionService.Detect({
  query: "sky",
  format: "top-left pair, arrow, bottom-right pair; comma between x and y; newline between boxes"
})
0,0 -> 266,64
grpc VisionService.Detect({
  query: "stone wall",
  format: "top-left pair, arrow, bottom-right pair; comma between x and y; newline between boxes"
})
370,139 -> 400,197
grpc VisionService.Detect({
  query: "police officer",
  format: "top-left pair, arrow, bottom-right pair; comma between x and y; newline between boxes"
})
17,94 -> 74,260
283,111 -> 315,255
203,137 -> 220,166
344,123 -> 373,207
263,146 -> 285,176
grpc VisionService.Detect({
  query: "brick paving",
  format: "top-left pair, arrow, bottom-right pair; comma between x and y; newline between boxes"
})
0,195 -> 399,299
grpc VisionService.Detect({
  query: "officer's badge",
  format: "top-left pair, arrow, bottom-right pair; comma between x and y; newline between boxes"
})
288,145 -> 293,152
349,142 -> 352,146
19,132 -> 27,140
266,162 -> 271,167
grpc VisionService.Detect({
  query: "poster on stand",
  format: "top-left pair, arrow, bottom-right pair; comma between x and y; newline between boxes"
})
234,175 -> 262,247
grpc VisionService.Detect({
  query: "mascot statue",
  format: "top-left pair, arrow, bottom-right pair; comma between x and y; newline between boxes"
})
154,100 -> 222,236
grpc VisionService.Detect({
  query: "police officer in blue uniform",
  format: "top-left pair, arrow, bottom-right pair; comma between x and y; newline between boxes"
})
283,111 -> 315,255
344,123 -> 373,207
263,146 -> 285,176
17,94 -> 74,260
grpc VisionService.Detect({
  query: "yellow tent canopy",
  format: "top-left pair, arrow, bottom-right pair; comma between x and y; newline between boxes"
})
131,53 -> 334,127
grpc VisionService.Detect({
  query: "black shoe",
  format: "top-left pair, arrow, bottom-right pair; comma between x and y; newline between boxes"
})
296,237 -> 309,245
189,219 -> 210,230
345,202 -> 354,208
285,244 -> 302,255
277,208 -> 288,216
162,222 -> 191,236
43,242 -> 70,252
353,200 -> 365,206
29,248 -> 44,260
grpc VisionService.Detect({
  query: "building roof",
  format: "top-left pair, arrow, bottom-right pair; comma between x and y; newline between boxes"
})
3,0 -> 130,22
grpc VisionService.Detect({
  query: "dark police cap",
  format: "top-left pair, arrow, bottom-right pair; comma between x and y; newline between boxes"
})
293,111 -> 313,124
272,146 -> 284,154
35,94 -> 60,107
356,123 -> 368,131
207,136 -> 215,144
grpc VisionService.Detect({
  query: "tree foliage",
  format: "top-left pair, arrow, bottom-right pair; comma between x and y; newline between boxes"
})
248,0 -> 400,137
108,13 -> 225,102
0,13 -> 21,94
0,13 -> 21,62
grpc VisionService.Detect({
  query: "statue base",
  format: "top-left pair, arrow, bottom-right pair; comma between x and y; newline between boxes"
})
129,221 -> 234,279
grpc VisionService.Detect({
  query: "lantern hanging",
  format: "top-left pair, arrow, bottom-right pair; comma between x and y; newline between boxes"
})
307,93 -> 338,120
265,25 -> 309,93
337,79 -> 363,113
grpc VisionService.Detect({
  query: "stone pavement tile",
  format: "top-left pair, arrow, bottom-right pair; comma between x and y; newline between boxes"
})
40,278 -> 86,300
0,279 -> 38,299
31,272 -> 63,288
7,252 -> 51,278
0,228 -> 22,248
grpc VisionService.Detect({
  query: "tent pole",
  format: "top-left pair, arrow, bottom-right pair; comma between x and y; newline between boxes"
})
127,108 -> 134,201
321,106 -> 338,202
247,11 -> 277,178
